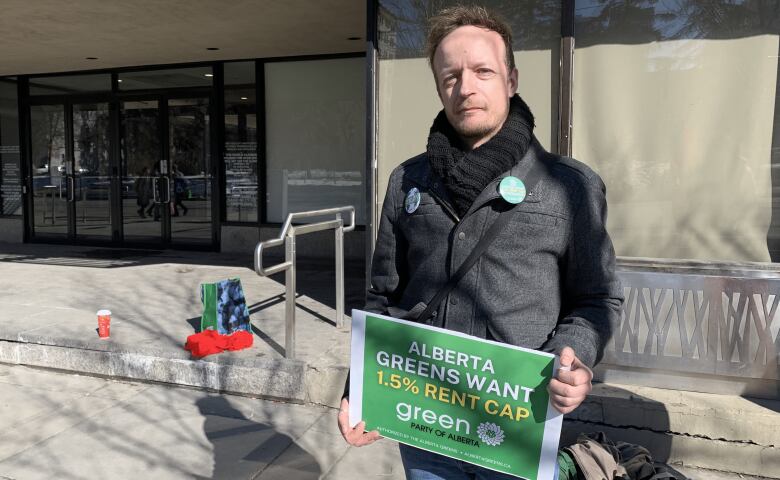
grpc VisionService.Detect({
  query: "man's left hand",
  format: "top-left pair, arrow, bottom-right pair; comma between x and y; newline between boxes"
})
548,346 -> 593,414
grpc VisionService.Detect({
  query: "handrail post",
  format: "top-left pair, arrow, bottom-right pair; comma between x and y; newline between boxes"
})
254,206 -> 355,358
285,232 -> 296,359
335,214 -> 345,329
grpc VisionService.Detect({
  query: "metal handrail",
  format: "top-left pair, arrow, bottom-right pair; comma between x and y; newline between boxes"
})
254,206 -> 355,359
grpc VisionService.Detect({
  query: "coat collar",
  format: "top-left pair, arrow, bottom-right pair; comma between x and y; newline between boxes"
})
460,137 -> 546,218
406,137 -> 548,222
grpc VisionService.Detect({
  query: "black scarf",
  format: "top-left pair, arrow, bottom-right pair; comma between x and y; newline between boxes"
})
427,95 -> 535,217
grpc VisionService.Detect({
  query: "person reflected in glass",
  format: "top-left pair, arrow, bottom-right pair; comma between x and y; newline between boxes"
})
172,164 -> 189,217
134,166 -> 153,218
147,161 -> 161,221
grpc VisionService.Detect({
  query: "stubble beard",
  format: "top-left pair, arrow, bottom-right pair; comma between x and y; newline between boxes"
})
451,115 -> 502,148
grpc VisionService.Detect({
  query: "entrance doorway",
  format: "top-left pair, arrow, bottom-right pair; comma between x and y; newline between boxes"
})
27,94 -> 216,249
30,102 -> 112,242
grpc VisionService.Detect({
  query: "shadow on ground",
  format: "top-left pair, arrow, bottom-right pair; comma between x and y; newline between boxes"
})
195,396 -> 321,479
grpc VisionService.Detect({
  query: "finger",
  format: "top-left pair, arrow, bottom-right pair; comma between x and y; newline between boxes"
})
569,355 -> 594,380
550,393 -> 586,414
350,421 -> 366,439
550,394 -> 582,408
337,398 -> 351,436
355,429 -> 382,447
549,395 -> 571,413
559,346 -> 576,369
551,401 -> 576,415
548,379 -> 590,399
556,367 -> 593,387
345,421 -> 370,445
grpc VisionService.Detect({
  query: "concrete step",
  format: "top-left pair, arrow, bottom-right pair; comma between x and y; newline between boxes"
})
0,325 -> 350,408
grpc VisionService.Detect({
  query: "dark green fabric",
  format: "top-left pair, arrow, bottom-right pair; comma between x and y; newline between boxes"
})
200,283 -> 218,332
558,450 -> 580,480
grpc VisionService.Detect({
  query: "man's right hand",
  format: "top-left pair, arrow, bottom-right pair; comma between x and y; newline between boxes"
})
337,397 -> 381,447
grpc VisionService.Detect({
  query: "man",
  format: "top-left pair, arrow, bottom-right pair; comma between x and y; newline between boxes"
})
339,5 -> 623,478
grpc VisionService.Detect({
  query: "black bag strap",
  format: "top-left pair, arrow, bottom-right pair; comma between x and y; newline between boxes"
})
414,159 -> 546,324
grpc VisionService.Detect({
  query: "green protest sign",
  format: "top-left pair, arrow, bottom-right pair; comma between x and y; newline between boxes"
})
349,310 -> 562,480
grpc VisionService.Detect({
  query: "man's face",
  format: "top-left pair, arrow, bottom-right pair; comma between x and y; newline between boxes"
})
433,25 -> 518,149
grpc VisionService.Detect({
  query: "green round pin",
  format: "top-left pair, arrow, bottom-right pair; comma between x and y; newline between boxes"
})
499,176 -> 527,204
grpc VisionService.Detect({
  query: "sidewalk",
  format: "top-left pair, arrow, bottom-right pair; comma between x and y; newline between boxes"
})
0,363 -> 405,479
0,242 -> 777,479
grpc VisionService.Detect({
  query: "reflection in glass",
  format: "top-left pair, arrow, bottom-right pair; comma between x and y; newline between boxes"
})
30,105 -> 67,236
29,74 -> 111,95
118,68 -> 213,90
72,103 -> 111,239
265,58 -> 366,224
224,61 -> 257,222
378,0 -> 560,60
0,78 -> 21,216
121,100 -> 163,243
572,0 -> 780,262
169,97 -> 212,245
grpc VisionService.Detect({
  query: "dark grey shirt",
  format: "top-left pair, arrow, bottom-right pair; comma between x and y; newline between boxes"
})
365,138 -> 623,368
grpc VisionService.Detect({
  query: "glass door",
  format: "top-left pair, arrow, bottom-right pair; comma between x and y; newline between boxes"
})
72,102 -> 111,240
120,96 -> 215,249
30,104 -> 68,238
168,97 -> 213,247
29,102 -> 113,242
120,99 -> 164,245
28,92 -> 216,249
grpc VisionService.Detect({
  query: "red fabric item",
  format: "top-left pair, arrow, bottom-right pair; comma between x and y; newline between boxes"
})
184,330 -> 253,358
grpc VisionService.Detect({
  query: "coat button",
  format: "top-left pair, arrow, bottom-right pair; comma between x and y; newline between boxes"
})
458,232 -> 466,240
450,297 -> 458,305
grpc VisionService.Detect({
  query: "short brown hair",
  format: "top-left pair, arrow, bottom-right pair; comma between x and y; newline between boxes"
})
426,5 -> 515,73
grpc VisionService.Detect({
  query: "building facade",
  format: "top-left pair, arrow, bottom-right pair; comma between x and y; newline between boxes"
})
1,1 -> 780,398
0,1 -> 368,256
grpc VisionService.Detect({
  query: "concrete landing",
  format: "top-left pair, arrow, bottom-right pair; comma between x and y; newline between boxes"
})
0,243 -> 359,408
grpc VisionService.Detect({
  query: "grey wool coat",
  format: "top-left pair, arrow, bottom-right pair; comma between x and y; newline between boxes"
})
365,137 -> 623,368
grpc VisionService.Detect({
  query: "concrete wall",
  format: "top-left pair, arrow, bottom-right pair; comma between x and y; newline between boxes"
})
0,218 -> 23,243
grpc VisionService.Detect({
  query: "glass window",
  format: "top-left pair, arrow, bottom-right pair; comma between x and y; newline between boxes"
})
573,1 -> 780,262
265,57 -> 366,224
0,78 -> 21,216
376,0 -> 561,214
30,104 -> 66,236
224,61 -> 258,223
119,67 -> 213,90
29,74 -> 111,95
73,102 -> 112,239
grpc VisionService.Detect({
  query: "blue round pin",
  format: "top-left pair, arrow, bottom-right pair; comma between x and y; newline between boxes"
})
405,187 -> 421,213
499,176 -> 527,204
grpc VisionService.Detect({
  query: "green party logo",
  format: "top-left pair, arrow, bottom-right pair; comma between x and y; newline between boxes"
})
477,422 -> 505,446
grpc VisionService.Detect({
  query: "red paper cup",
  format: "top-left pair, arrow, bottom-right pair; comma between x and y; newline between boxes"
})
97,309 -> 111,339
